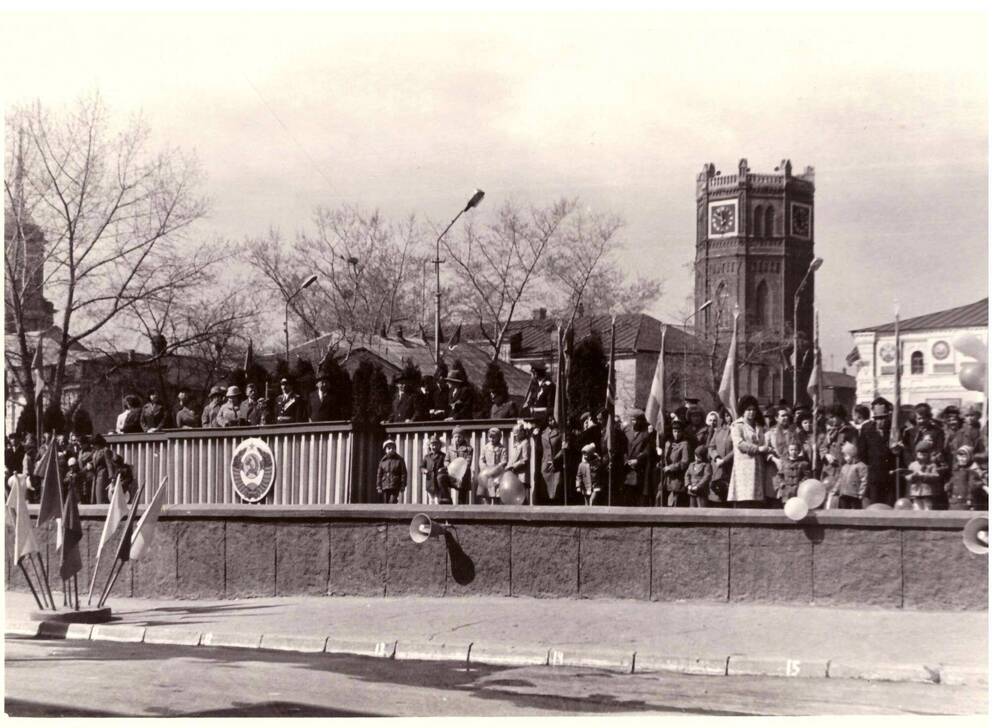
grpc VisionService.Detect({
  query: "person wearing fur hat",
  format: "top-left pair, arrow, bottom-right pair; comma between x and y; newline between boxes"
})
376,440 -> 407,504
624,408 -> 657,507
445,363 -> 475,420
214,386 -> 243,428
727,394 -> 772,507
421,437 -> 448,504
904,439 -> 944,510
576,442 -> 606,506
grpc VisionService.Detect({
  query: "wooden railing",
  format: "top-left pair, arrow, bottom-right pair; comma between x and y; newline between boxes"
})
105,419 -> 539,506
107,423 -> 355,506
383,419 -> 538,505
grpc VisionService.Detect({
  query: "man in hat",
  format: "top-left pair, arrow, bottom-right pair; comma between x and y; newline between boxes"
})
390,372 -> 426,422
239,382 -> 267,426
201,386 -> 225,428
175,389 -> 199,429
856,397 -> 897,505
899,402 -> 945,467
140,390 -> 169,433
942,405 -> 982,466
684,401 -> 709,448
426,362 -> 450,420
445,364 -> 474,420
275,377 -> 305,424
818,403 -> 858,485
623,408 -> 657,507
215,386 -> 243,427
522,362 -> 555,418
308,375 -> 338,423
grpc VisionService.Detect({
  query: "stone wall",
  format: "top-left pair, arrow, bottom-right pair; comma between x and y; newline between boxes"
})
6,506 -> 987,610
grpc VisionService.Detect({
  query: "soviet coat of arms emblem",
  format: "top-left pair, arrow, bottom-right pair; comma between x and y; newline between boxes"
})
230,437 -> 276,502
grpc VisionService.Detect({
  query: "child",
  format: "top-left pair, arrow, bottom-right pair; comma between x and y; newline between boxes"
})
685,445 -> 712,508
776,441 -> 812,504
376,440 -> 406,504
946,444 -> 987,511
478,427 -> 507,504
446,426 -> 474,506
834,441 -> 868,509
421,437 -> 447,504
905,439 -> 943,511
576,443 -> 606,506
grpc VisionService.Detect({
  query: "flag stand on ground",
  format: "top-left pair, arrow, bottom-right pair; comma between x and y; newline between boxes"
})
96,480 -> 149,608
6,473 -> 47,609
98,476 -> 167,608
87,474 -> 127,604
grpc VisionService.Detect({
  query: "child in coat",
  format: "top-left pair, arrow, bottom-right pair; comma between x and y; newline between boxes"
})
576,443 -> 606,506
684,445 -> 712,508
946,444 -> 987,510
905,439 -> 944,511
834,441 -> 868,509
776,440 -> 811,504
376,440 -> 407,504
421,437 -> 447,504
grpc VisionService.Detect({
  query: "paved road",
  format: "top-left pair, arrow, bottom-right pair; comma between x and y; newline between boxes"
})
4,638 -> 987,717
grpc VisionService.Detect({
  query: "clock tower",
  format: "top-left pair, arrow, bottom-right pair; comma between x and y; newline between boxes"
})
694,159 -> 817,407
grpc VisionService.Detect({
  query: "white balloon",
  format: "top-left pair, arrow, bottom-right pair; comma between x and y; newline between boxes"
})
784,497 -> 809,522
953,333 -> 988,362
798,479 -> 826,510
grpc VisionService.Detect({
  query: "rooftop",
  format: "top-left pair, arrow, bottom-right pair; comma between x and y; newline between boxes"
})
851,298 -> 988,335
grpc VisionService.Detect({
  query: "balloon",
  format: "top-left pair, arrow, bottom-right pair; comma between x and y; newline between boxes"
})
798,479 -> 826,510
498,471 -> 526,505
959,362 -> 987,393
865,502 -> 892,511
894,497 -> 913,510
953,333 -> 988,362
783,497 -> 809,521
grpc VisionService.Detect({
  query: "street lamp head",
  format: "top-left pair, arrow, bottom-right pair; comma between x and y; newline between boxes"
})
808,257 -> 824,274
697,299 -> 713,313
302,274 -> 318,289
464,189 -> 485,211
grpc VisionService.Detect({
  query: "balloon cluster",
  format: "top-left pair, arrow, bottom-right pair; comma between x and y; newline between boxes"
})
782,479 -> 826,521
954,333 -> 987,393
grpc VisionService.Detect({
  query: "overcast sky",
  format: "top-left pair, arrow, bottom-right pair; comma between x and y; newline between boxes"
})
1,11 -> 988,367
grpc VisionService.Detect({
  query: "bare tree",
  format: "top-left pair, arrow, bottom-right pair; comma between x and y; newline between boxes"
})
4,94 -> 225,412
441,198 -> 574,360
246,206 -> 423,356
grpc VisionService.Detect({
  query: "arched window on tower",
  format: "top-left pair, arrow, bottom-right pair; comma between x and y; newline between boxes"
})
756,366 -> 770,401
753,206 -> 763,236
764,206 -> 775,238
910,351 -> 925,375
754,279 -> 771,328
714,281 -> 729,320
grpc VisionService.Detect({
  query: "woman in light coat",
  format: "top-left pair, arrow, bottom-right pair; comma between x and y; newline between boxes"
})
727,395 -> 772,507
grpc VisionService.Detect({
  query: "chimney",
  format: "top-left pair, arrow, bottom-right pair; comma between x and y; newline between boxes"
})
533,308 -> 547,321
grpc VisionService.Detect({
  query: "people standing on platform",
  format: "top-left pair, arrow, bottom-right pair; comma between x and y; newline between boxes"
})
275,377 -> 305,424
765,405 -> 799,508
488,388 -> 518,419
728,395 -> 771,507
540,415 -> 566,504
422,437 -> 448,504
684,404 -> 709,448
445,426 -> 474,505
852,404 -> 871,433
506,422 -> 532,497
833,442 -> 867,509
427,363 -> 450,420
140,390 -> 169,433
856,397 -> 898,506
390,372 -> 426,423
308,375 -> 338,423
111,452 -> 136,500
942,406 -> 982,465
376,439 -> 406,504
685,445 -> 712,507
118,395 -> 143,434
946,445 -> 987,511
707,409 -> 733,507
899,403 -> 945,465
598,409 -> 627,502
576,443 -> 606,506
175,389 -> 199,429
89,434 -> 116,505
776,440 -> 811,504
201,386 -> 225,428
818,404 -> 858,485
477,427 -> 507,504
445,364 -> 475,420
522,363 -> 555,419
623,409 -> 657,507
659,418 -> 691,507
215,386 -> 242,427
795,409 -> 815,467
903,439 -> 944,510
239,383 -> 267,426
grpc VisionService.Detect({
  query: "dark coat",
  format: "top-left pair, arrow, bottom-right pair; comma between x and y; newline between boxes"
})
140,402 -> 169,432
275,393 -> 306,423
900,421 -> 945,465
490,399 -> 518,419
685,460 -> 712,497
447,382 -> 475,420
660,439 -> 691,494
427,381 -> 449,420
390,391 -> 427,423
120,408 -> 143,434
624,425 -> 657,496
200,400 -> 221,428
308,391 -> 338,423
819,424 -> 858,482
522,377 -> 555,415
707,426 -> 733,503
856,420 -> 897,505
421,450 -> 447,499
376,452 -> 407,494
239,398 -> 267,426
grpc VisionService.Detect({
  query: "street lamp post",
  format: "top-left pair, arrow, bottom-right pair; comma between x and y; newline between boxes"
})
434,189 -> 485,363
792,257 -> 823,405
284,273 -> 318,363
683,299 -> 713,398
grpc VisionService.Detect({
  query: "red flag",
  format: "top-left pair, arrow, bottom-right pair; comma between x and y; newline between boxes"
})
36,440 -> 63,526
59,484 -> 83,580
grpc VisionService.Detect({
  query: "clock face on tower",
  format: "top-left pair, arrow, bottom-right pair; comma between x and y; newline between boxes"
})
791,202 -> 812,239
708,200 -> 738,238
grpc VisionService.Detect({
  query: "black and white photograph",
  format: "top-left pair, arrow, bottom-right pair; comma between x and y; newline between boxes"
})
2,4 -> 990,719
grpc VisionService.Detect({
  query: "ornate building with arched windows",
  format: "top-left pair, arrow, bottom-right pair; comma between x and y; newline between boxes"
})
693,159 -> 818,407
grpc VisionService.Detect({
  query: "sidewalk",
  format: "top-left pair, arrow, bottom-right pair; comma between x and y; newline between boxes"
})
5,590 -> 989,685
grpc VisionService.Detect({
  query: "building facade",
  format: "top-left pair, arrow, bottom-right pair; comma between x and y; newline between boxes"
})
850,298 -> 987,412
693,159 -> 817,406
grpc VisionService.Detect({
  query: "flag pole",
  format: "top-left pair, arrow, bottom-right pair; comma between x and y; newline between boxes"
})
893,300 -> 902,502
18,560 -> 44,609
607,315 -> 616,508
96,480 -> 147,608
26,555 -> 50,608
87,473 -> 121,604
812,310 -> 820,477
34,551 -> 57,611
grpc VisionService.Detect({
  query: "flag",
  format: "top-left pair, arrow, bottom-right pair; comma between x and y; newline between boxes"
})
807,345 -> 824,403
31,340 -> 45,394
6,474 -> 41,562
59,484 -> 83,580
845,346 -> 861,367
605,316 -> 617,456
717,308 -> 740,419
244,339 -> 254,372
447,323 -> 462,351
553,324 -> 565,433
645,324 -> 667,437
114,483 -> 147,564
87,474 -> 128,603
130,477 -> 168,560
891,306 -> 901,439
36,440 -> 63,526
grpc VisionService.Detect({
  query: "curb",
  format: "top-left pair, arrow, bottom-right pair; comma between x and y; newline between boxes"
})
7,620 -> 986,687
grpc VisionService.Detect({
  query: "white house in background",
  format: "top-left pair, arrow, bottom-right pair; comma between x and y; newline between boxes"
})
849,298 -> 987,412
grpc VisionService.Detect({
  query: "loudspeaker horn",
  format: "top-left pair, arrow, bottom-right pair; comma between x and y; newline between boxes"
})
962,516 -> 988,555
409,513 -> 446,544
